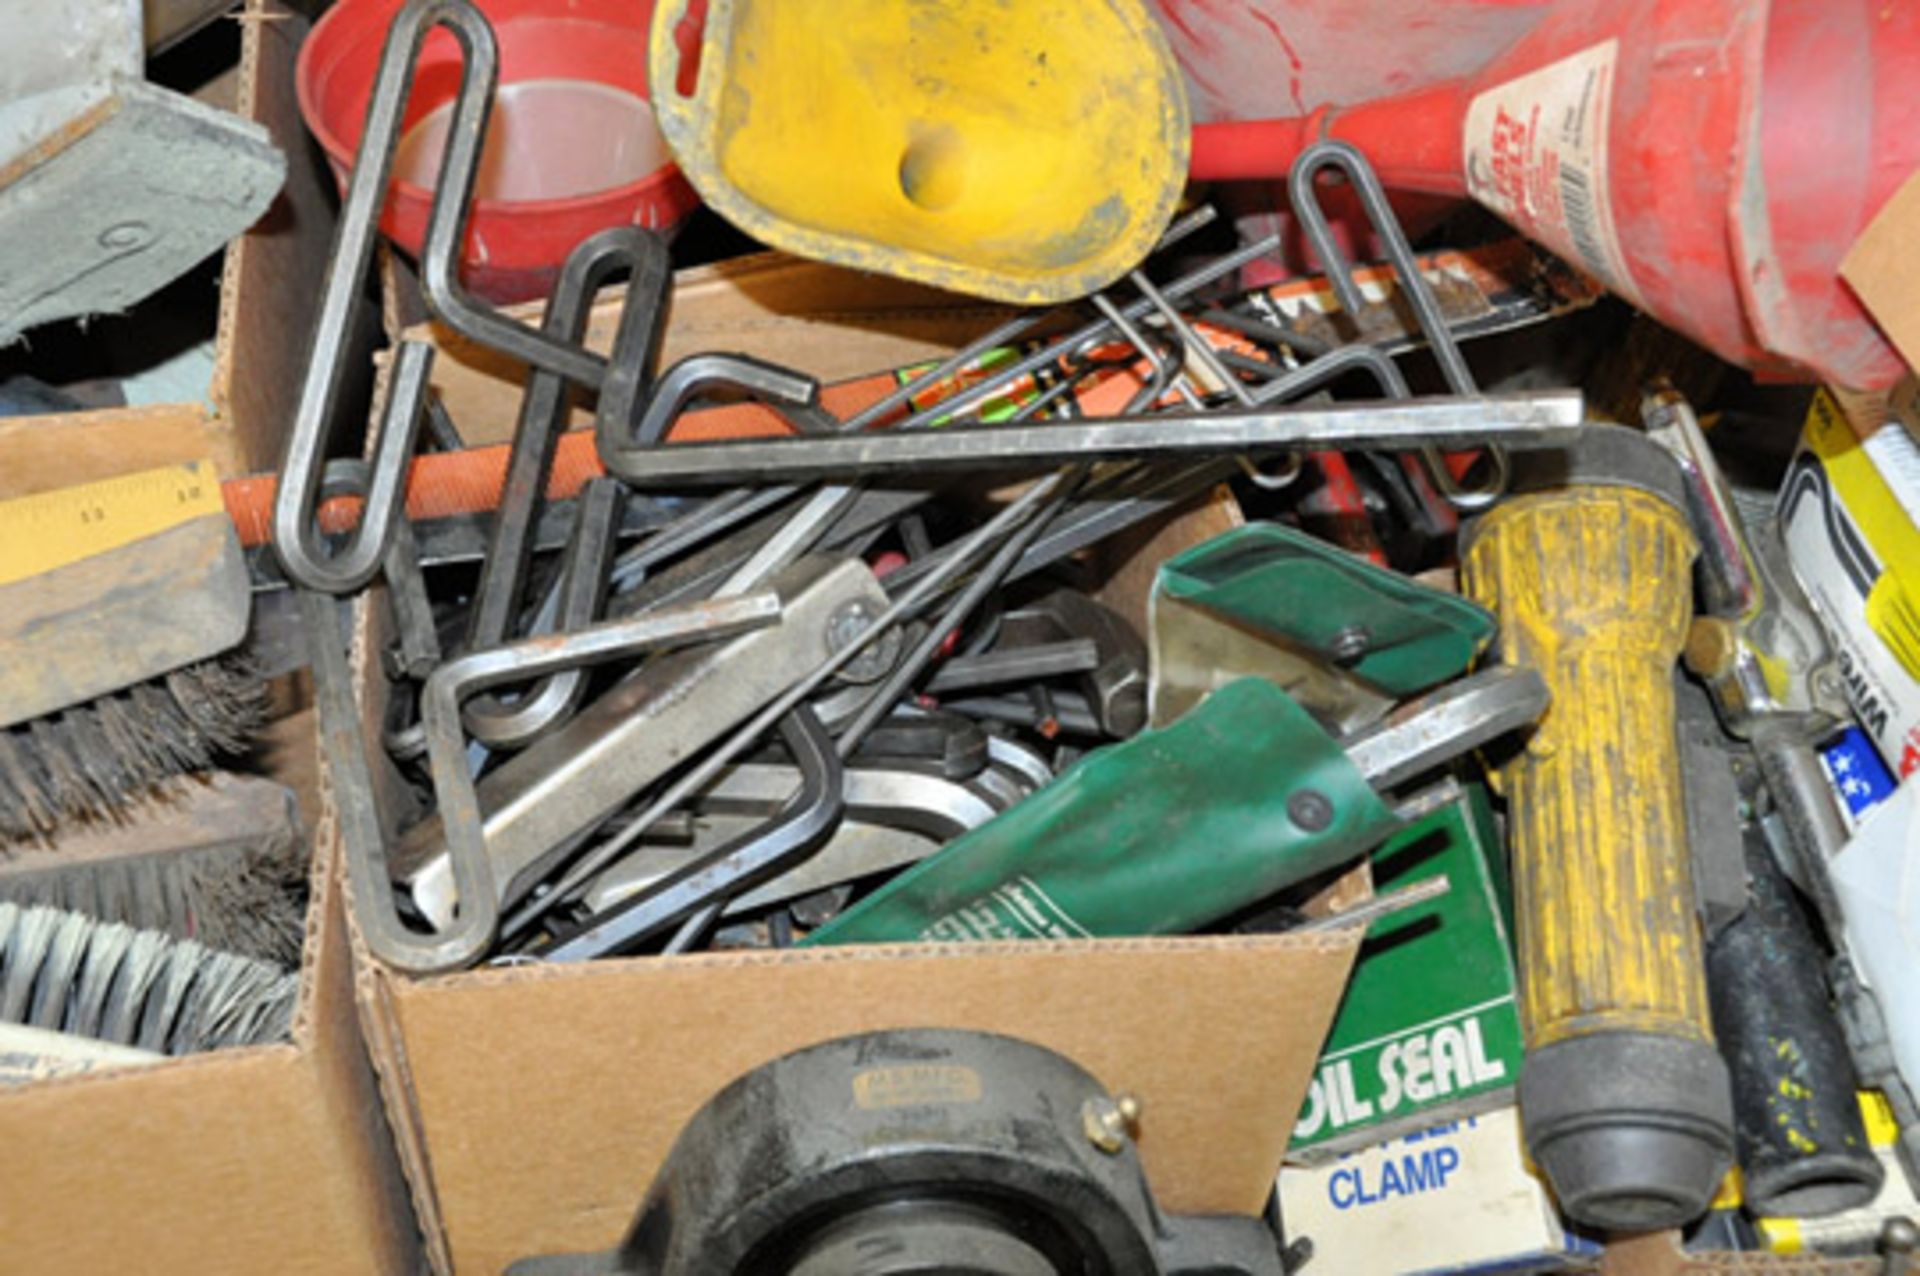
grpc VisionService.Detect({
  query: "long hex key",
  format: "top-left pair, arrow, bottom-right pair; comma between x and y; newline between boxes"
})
1127,268 -> 1306,491
533,707 -> 842,961
273,0 -> 497,593
463,477 -> 625,747
498,474 -> 1068,939
577,211 -> 1226,611
316,458 -> 441,680
414,13 -> 606,388
577,213 -> 1250,602
307,587 -> 440,973
459,232 -> 668,746
877,345 -> 1421,603
672,464 -> 1081,927
838,467 -> 1086,756
607,393 -> 1582,487
597,350 -> 836,483
1289,139 -> 1507,509
465,229 -> 666,656
836,204 -> 1220,434
412,591 -> 783,971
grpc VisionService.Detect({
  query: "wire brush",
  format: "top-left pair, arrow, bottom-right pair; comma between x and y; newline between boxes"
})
0,902 -> 298,1055
0,656 -> 267,844
0,794 -> 309,966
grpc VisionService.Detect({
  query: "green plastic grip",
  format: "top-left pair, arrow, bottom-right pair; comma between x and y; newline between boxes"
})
803,678 -> 1397,946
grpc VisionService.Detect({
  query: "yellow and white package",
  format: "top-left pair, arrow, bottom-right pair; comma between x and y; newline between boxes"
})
1777,391 -> 1920,777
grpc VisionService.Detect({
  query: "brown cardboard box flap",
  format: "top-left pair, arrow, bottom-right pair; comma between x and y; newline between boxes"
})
374,931 -> 1358,1273
403,251 -> 1020,446
0,403 -> 217,500
0,800 -> 415,1273
1841,168 -> 1920,381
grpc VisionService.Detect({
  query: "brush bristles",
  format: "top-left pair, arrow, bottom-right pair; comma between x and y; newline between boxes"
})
0,902 -> 296,1055
0,658 -> 267,842
0,827 -> 310,966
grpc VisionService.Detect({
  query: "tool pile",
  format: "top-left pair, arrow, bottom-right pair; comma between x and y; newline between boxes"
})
4,0 -> 1919,1269
249,0 -> 1919,1265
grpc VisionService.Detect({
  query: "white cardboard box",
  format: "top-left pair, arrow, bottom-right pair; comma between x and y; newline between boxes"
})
1279,1106 -> 1599,1274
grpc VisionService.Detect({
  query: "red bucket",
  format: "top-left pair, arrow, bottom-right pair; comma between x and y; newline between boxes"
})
297,0 -> 700,304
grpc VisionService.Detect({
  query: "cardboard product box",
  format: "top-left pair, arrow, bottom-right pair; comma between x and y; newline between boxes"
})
0,0 -> 339,496
1777,390 -> 1920,777
1279,1106 -> 1602,1273
1287,788 -> 1524,1163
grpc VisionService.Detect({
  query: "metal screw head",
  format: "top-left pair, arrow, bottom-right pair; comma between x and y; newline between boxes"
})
1082,1092 -> 1143,1154
1683,617 -> 1738,679
827,600 -> 901,684
1288,789 -> 1335,833
1326,625 -> 1371,666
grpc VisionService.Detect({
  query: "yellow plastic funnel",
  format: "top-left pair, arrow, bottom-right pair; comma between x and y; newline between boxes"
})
651,0 -> 1190,303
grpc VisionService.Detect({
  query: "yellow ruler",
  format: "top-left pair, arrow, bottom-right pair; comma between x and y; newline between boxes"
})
0,461 -> 225,587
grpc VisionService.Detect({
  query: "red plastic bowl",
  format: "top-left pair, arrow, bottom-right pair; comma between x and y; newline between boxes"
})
297,0 -> 700,303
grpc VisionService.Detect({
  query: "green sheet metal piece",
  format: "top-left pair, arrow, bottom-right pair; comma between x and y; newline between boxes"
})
1155,524 -> 1496,696
803,678 -> 1397,946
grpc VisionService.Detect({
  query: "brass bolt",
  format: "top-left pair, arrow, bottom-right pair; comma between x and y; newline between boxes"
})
1684,616 -> 1738,678
1082,1092 -> 1143,1154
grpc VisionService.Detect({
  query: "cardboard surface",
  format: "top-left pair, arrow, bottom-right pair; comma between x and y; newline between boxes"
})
1601,1232 -> 1876,1275
1842,170 -> 1920,381
0,808 -> 417,1274
0,403 -> 219,499
374,933 -> 1358,1274
211,0 -> 340,476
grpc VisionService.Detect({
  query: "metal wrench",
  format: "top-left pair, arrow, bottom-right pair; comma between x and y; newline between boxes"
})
411,592 -> 782,971
533,708 -> 844,961
464,230 -> 663,659
401,555 -> 889,929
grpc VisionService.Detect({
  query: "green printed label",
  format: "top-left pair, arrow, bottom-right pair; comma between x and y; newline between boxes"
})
1293,1001 -> 1523,1145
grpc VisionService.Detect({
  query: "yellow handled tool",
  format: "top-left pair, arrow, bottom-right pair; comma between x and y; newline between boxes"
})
1463,427 -> 1734,1230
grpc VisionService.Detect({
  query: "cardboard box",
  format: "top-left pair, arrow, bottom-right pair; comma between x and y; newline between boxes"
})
1842,170 -> 1920,379
342,254 -> 1409,1272
342,578 -> 1365,1272
0,820 -> 417,1273
0,7 -> 421,1270
350,237 -> 1859,1276
1777,390 -> 1920,776
1287,789 -> 1523,1162
0,0 -> 340,493
1279,1107 -> 1601,1273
